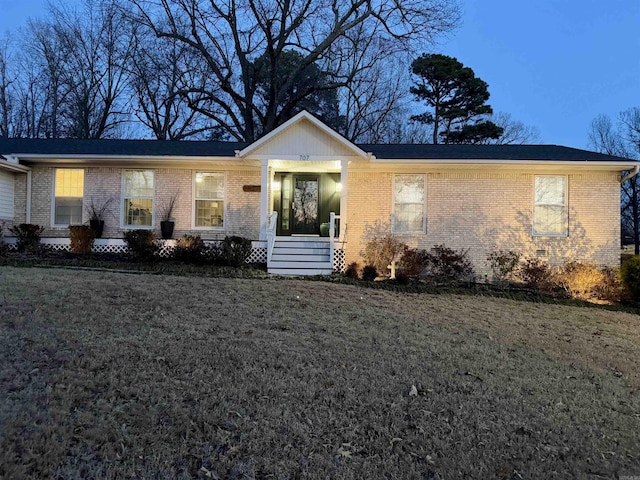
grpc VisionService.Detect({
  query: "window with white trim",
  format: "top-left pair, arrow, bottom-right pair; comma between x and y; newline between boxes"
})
123,170 -> 154,226
194,172 -> 224,228
533,175 -> 567,236
393,174 -> 425,233
54,169 -> 84,225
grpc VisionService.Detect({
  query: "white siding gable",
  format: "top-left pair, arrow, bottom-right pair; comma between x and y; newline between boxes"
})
0,170 -> 14,220
249,118 -> 358,158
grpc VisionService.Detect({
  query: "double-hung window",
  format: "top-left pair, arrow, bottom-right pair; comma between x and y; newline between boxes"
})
194,172 -> 224,228
533,175 -> 567,236
393,174 -> 425,233
53,169 -> 84,225
123,170 -> 154,227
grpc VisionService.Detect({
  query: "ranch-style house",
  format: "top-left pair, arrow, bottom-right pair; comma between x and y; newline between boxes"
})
0,111 -> 637,275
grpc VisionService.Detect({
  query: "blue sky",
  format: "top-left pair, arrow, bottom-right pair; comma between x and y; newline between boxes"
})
1,0 -> 638,149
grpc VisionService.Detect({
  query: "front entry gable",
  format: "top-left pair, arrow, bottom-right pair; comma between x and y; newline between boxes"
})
238,111 -> 369,161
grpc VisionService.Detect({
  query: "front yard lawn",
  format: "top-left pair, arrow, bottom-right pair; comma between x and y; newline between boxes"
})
1,267 -> 639,478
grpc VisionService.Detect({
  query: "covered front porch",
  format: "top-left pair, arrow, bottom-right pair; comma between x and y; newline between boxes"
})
235,111 -> 370,274
260,159 -> 348,275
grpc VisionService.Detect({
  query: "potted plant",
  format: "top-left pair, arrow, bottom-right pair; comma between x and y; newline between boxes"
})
160,193 -> 178,239
86,197 -> 113,238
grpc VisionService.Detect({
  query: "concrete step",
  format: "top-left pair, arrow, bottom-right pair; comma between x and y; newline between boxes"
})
271,253 -> 330,262
276,236 -> 330,242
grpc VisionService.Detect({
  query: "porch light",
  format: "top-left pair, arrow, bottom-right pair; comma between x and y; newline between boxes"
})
272,180 -> 281,190
335,182 -> 343,192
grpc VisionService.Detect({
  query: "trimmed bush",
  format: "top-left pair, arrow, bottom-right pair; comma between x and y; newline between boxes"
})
621,256 -> 640,302
172,235 -> 206,263
68,225 -> 95,254
423,244 -> 474,283
399,246 -> 428,277
344,262 -> 360,279
123,230 -> 158,260
518,257 -> 554,291
9,223 -> 45,253
486,250 -> 520,283
361,265 -> 378,281
363,235 -> 406,277
222,236 -> 252,267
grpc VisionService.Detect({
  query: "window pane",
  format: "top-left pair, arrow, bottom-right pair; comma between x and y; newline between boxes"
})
535,176 -> 565,205
196,173 -> 224,199
55,169 -> 84,197
125,171 -> 154,197
124,198 -> 153,226
195,200 -> 224,227
395,175 -> 424,204
55,198 -> 83,225
534,205 -> 566,235
395,203 -> 424,232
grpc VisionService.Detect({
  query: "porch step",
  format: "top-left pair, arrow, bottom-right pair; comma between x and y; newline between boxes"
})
268,236 -> 334,276
271,240 -> 329,249
271,253 -> 330,262
269,268 -> 334,276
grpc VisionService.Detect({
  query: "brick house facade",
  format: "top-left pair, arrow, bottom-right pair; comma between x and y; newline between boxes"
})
0,111 -> 637,274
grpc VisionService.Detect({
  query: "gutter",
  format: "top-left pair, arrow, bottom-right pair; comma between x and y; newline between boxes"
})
621,164 -> 640,183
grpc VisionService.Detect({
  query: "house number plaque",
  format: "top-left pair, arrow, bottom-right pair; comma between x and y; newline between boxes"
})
243,185 -> 261,192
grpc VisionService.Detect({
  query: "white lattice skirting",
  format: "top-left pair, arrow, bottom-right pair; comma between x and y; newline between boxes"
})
3,238 -> 343,270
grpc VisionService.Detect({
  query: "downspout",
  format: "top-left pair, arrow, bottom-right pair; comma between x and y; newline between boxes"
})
621,164 -> 640,183
26,170 -> 32,223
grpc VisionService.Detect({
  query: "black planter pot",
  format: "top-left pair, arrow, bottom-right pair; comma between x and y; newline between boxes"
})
160,220 -> 175,239
89,219 -> 104,238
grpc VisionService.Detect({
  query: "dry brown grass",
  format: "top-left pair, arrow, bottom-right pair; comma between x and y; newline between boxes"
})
1,267 -> 639,479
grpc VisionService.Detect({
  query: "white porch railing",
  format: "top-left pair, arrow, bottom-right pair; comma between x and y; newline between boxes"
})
267,210 -> 278,261
329,212 -> 340,270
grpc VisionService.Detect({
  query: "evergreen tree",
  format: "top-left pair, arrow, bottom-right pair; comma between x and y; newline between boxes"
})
410,53 -> 503,144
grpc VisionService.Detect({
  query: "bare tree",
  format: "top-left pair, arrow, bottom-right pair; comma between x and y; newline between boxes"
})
48,0 -> 136,138
589,109 -> 640,253
486,112 -> 541,145
130,30 -> 213,140
0,40 -> 16,137
128,0 -> 460,142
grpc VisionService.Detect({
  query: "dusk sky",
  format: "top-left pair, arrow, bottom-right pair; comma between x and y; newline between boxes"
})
0,0 -> 638,150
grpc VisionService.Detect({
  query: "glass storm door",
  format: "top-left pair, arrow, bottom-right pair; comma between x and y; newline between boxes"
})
292,176 -> 319,234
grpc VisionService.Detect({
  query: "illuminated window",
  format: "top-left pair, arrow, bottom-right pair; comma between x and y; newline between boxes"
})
393,174 -> 425,233
533,175 -> 567,236
123,170 -> 154,226
194,172 -> 224,228
54,169 -> 84,225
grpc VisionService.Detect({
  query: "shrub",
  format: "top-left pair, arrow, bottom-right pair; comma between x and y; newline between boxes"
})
68,225 -> 95,254
344,261 -> 360,279
222,236 -> 252,267
518,257 -> 554,290
556,261 -> 605,300
399,246 -> 428,277
123,230 -> 158,260
361,265 -> 378,281
621,256 -> 640,302
0,222 -> 8,257
394,271 -> 411,285
172,235 -> 206,263
423,244 -> 474,283
9,223 -> 45,253
595,266 -> 624,303
486,250 -> 521,283
363,235 -> 406,276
